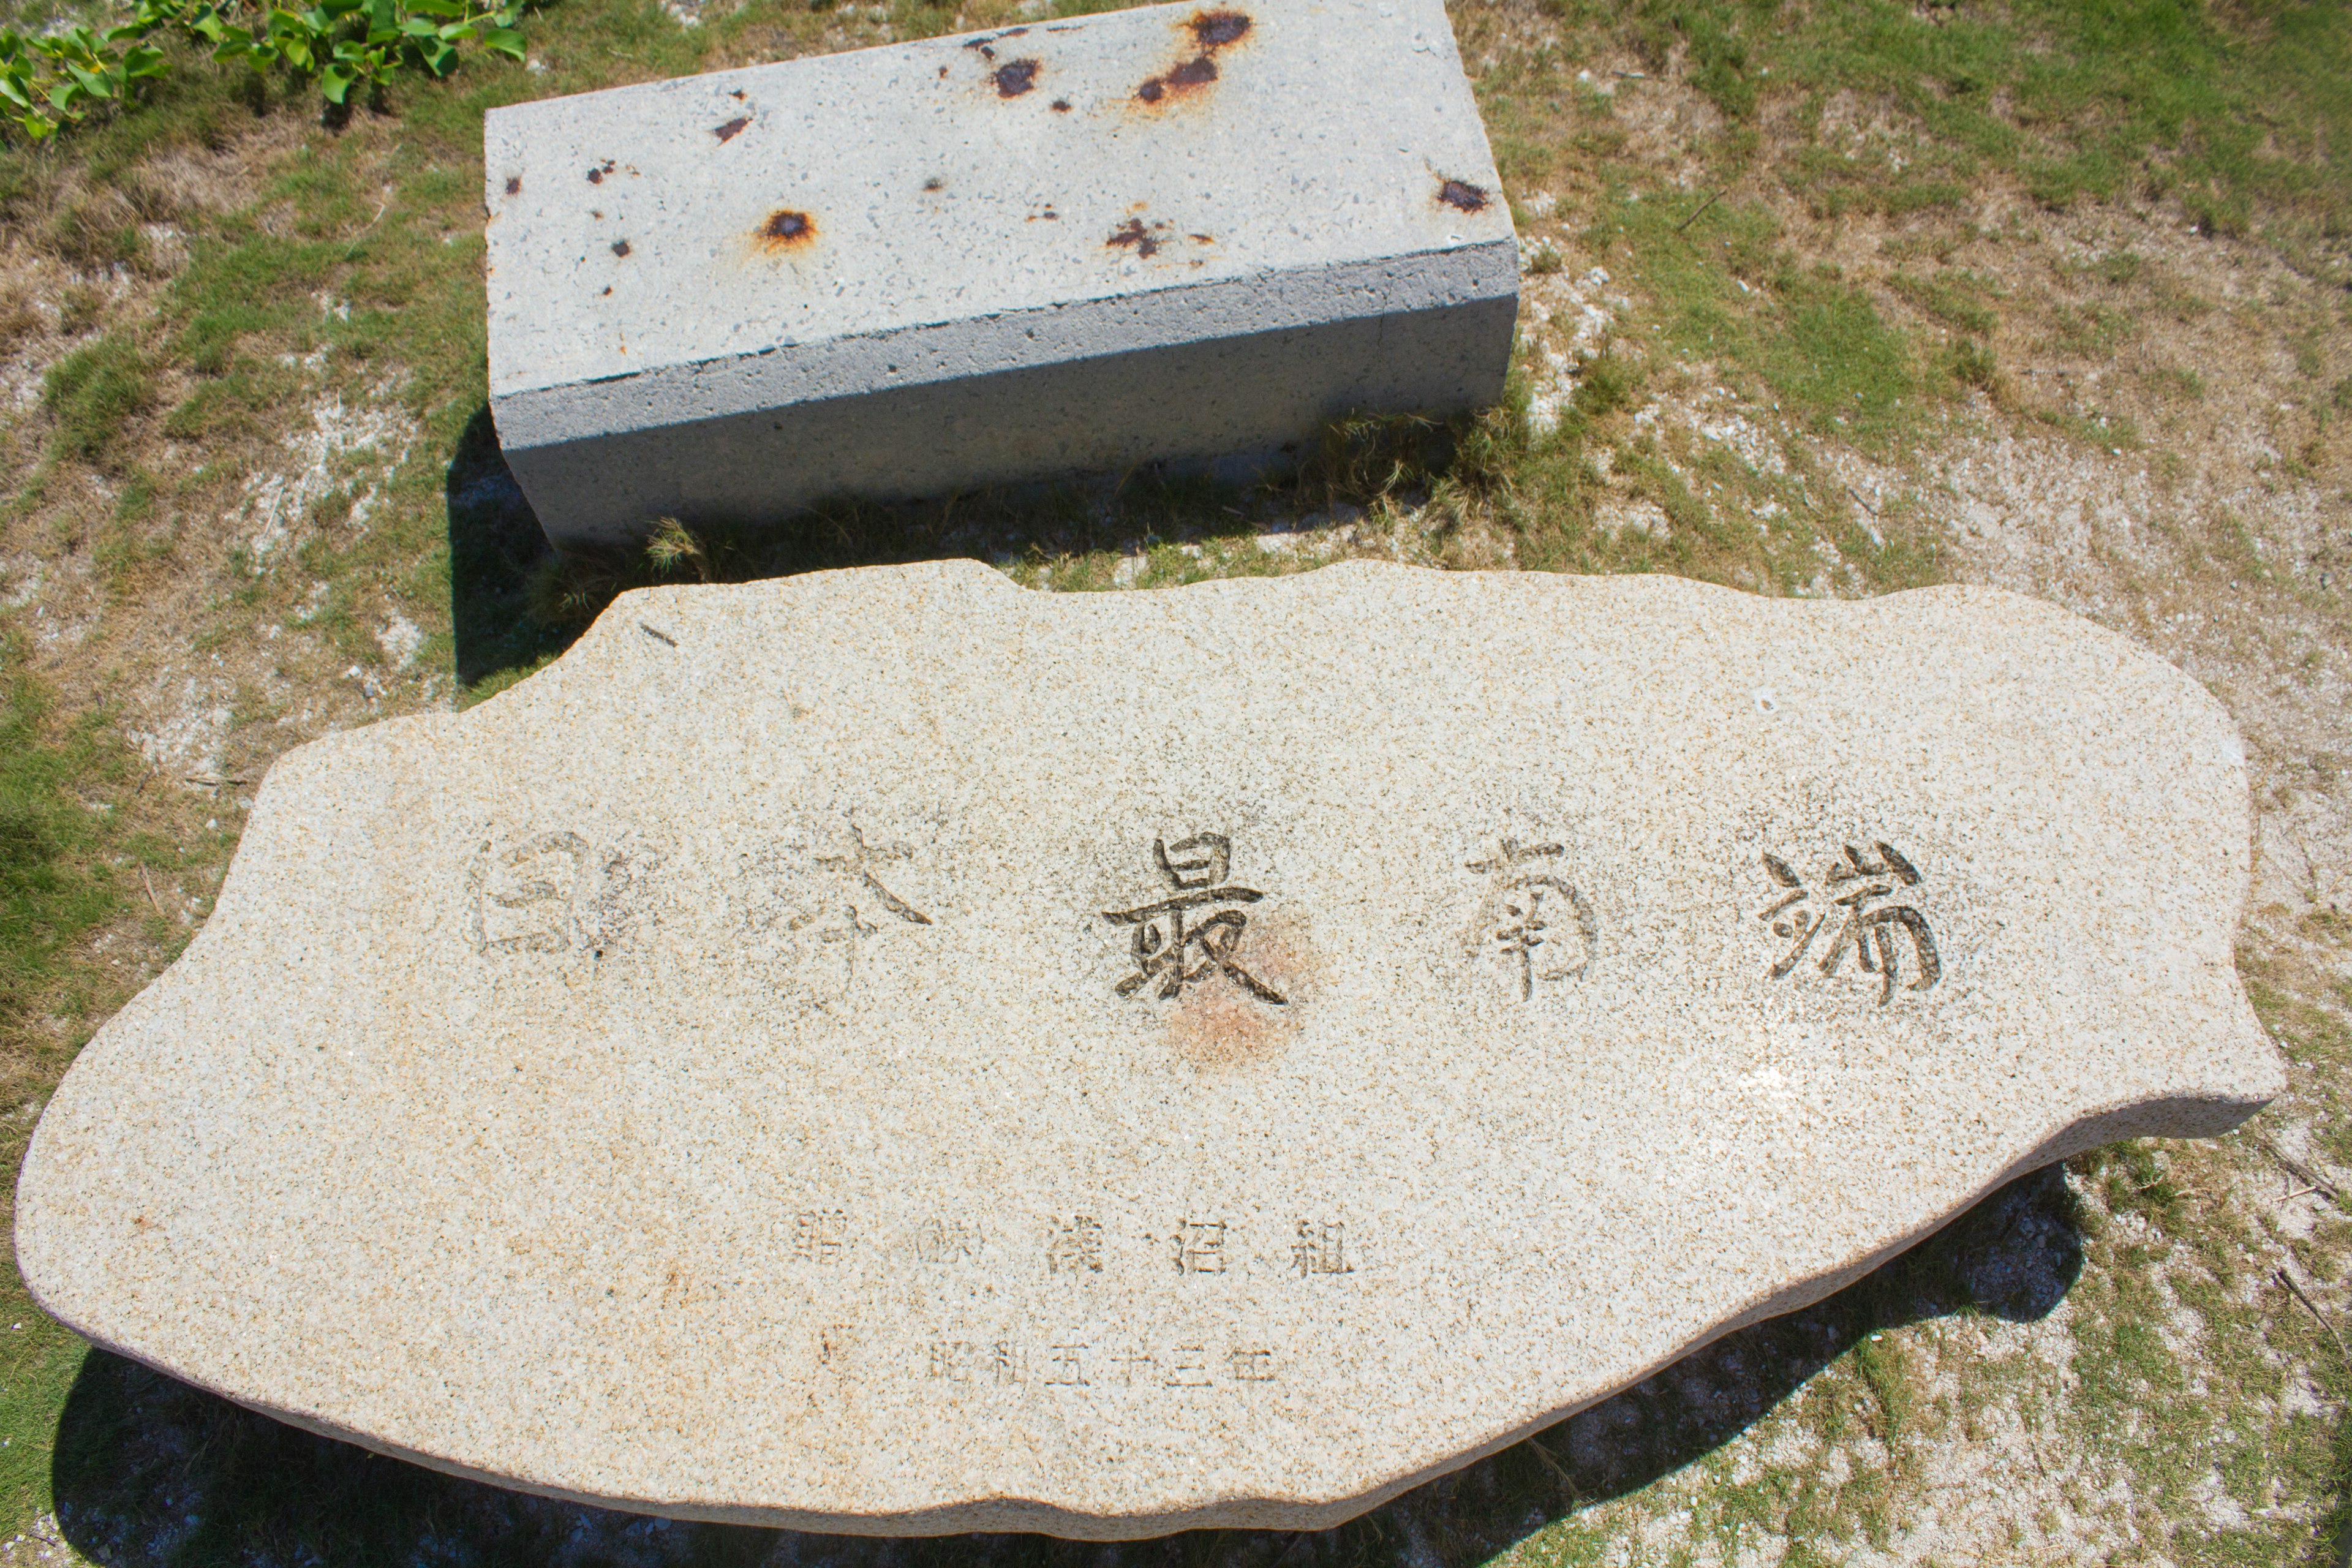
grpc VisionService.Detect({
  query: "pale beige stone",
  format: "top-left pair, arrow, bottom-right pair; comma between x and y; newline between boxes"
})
17,560 -> 2279,1536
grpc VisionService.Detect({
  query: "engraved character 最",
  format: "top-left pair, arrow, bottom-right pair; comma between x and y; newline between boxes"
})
1228,1346 -> 1276,1383
1756,842 -> 1942,1006
1102,834 -> 1286,1004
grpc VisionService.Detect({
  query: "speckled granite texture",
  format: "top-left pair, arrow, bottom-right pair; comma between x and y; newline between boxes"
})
17,560 -> 2281,1536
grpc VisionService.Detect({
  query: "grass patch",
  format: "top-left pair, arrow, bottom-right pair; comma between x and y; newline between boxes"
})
1541,0 -> 2352,249
41,333 -> 151,467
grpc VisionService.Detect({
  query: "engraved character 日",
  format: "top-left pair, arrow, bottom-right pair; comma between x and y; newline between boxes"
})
1102,835 -> 1287,1004
1756,842 -> 1942,1005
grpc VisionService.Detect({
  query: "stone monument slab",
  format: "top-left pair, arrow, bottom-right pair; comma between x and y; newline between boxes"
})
481,0 -> 1518,547
18,562 -> 2280,1535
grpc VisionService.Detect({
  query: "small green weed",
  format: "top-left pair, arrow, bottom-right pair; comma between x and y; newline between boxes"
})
41,332 -> 150,466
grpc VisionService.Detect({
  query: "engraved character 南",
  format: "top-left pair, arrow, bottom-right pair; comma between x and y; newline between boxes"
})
1465,839 -> 1596,998
1044,1343 -> 1090,1386
1756,842 -> 1942,1006
1103,834 -> 1287,1005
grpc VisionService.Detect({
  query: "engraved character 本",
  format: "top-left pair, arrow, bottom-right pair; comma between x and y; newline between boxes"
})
741,815 -> 935,1005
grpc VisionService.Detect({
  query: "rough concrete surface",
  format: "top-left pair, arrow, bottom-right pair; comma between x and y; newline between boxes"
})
14,561 -> 2281,1536
481,0 -> 1517,545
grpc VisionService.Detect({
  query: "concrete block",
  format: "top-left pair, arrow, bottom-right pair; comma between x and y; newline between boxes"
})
483,0 -> 1518,547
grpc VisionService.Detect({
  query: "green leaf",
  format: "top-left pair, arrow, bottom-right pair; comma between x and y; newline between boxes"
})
320,60 -> 352,99
63,62 -> 113,98
437,20 -> 475,40
121,45 -> 169,78
407,0 -> 468,19
482,25 -> 522,58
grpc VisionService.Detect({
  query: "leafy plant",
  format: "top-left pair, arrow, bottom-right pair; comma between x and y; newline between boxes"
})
0,0 -> 529,141
0,22 -> 167,140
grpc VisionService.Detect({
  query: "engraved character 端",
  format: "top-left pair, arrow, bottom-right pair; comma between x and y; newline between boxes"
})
1756,842 -> 1942,1005
1464,839 -> 1596,999
1102,834 -> 1287,1004
1046,1215 -> 1104,1275
1291,1219 -> 1352,1276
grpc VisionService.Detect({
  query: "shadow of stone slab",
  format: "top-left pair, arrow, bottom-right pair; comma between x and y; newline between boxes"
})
51,1167 -> 2080,1567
